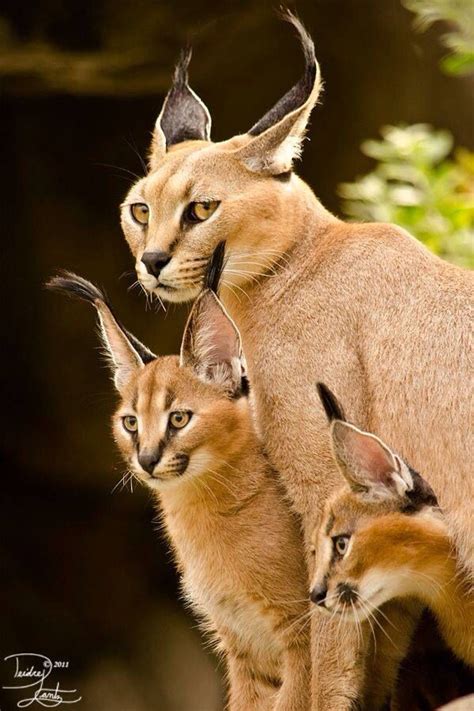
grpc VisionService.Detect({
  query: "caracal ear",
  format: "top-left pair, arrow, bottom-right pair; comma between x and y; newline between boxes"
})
150,48 -> 212,169
331,421 -> 415,499
180,289 -> 246,396
46,272 -> 155,392
232,10 -> 322,175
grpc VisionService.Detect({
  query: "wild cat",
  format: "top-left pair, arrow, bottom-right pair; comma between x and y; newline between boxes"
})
310,383 -> 473,707
47,270 -> 310,711
118,10 -> 474,707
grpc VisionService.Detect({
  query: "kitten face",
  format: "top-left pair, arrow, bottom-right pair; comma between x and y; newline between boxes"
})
113,356 -> 250,490
310,490 -> 443,620
121,140 -> 295,304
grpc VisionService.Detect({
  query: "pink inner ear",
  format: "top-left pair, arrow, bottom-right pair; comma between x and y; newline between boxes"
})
335,423 -> 396,487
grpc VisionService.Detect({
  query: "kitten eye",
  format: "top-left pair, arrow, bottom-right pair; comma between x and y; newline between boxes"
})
169,411 -> 192,429
184,200 -> 220,223
130,203 -> 149,225
122,415 -> 138,432
333,535 -> 350,556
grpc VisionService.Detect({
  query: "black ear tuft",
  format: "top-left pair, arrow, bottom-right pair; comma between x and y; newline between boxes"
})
249,9 -> 317,137
46,271 -> 156,365
316,382 -> 346,422
46,270 -> 108,306
204,241 -> 227,294
158,47 -> 211,148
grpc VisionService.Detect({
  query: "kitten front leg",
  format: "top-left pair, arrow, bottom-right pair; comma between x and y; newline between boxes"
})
311,613 -> 369,711
226,653 -> 275,711
274,635 -> 311,711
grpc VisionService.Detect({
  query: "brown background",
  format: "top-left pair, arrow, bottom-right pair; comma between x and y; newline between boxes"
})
0,1 -> 473,709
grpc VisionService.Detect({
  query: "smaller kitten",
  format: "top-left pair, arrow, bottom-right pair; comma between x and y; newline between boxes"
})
310,383 -> 473,673
47,272 -> 310,711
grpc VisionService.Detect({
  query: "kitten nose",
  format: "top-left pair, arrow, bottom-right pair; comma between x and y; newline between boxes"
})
310,584 -> 327,605
141,251 -> 171,278
138,451 -> 160,475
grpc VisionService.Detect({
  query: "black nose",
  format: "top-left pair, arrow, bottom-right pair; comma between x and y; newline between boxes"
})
138,451 -> 160,475
310,583 -> 327,605
141,251 -> 171,278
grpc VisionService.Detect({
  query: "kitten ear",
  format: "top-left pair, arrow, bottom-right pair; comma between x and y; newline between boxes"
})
46,272 -> 155,392
232,11 -> 322,175
149,48 -> 211,169
330,421 -> 414,499
180,289 -> 246,396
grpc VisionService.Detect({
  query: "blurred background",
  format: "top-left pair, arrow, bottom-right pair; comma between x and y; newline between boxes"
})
0,1 -> 472,709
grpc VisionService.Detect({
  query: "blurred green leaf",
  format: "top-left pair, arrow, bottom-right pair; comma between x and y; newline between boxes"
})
339,124 -> 474,268
403,0 -> 474,75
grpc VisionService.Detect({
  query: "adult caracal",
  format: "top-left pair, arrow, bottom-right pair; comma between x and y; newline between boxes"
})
48,270 -> 310,711
119,10 -> 473,708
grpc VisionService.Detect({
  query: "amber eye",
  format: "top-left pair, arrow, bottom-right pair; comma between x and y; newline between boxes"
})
122,415 -> 138,432
185,200 -> 220,223
333,535 -> 350,556
169,411 -> 191,429
130,203 -> 149,225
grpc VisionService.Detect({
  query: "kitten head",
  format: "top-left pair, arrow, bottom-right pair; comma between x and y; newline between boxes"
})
47,272 -> 250,490
309,383 -> 440,618
120,11 -> 322,303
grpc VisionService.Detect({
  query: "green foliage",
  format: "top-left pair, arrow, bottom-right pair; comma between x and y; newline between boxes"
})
339,124 -> 474,268
403,0 -> 474,75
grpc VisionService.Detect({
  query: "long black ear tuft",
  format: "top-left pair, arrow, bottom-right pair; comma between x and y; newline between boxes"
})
204,241 -> 227,295
46,271 -> 156,366
316,382 -> 346,422
158,47 -> 212,149
249,9 -> 317,137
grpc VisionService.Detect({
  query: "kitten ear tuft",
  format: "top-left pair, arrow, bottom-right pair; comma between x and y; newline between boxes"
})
46,271 -> 155,392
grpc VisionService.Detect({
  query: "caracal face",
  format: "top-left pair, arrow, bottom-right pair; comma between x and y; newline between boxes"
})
309,384 -> 440,623
121,139 -> 296,303
119,12 -> 322,303
113,355 -> 250,491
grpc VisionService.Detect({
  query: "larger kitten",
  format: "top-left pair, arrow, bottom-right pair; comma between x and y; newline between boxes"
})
47,272 -> 310,711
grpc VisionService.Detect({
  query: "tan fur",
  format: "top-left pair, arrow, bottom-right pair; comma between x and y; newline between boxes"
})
48,272 -> 311,709
120,19 -> 474,708
114,357 -> 310,711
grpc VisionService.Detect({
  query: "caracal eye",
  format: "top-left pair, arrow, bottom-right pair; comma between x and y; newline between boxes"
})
130,203 -> 149,225
122,415 -> 138,432
333,535 -> 350,556
185,200 -> 220,223
169,411 -> 192,429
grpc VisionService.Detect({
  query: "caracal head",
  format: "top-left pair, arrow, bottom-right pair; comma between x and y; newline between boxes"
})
120,11 -> 323,303
309,384 -> 441,621
47,272 -> 251,491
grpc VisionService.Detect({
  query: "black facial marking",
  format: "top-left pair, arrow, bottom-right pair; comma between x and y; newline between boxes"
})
337,582 -> 357,604
273,170 -> 292,182
401,466 -> 439,514
164,389 -> 174,411
325,512 -> 335,536
173,453 -> 189,476
204,241 -> 227,294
